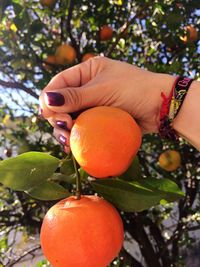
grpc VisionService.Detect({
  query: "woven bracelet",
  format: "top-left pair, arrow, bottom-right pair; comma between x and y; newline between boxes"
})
159,76 -> 194,140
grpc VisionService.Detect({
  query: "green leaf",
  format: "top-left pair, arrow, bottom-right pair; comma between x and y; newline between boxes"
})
120,156 -> 141,181
60,156 -> 75,176
51,173 -> 76,184
91,178 -> 184,212
0,152 -> 60,191
142,177 -> 185,201
26,181 -> 70,201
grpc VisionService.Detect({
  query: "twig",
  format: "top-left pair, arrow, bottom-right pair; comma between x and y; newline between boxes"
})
105,4 -> 149,57
0,79 -> 38,99
66,0 -> 80,61
120,248 -> 143,267
6,245 -> 41,267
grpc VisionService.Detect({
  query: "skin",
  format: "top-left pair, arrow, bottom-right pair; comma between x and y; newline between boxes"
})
39,56 -> 200,151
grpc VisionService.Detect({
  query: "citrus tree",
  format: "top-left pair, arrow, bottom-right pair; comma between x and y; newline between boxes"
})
0,0 -> 200,266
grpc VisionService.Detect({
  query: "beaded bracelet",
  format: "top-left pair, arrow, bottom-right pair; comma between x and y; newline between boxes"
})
159,76 -> 194,140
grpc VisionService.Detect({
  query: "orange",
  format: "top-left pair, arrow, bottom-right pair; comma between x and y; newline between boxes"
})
70,106 -> 142,178
180,25 -> 198,43
55,44 -> 76,65
40,195 -> 124,267
99,25 -> 113,41
158,150 -> 181,172
82,53 -> 96,62
43,55 -> 57,70
40,0 -> 56,7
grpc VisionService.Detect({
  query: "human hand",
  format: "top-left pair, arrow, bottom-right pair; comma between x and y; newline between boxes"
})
39,57 -> 175,150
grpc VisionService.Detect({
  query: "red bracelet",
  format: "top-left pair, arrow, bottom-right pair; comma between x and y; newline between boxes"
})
159,76 -> 193,140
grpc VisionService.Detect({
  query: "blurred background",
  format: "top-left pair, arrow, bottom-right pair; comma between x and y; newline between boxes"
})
0,0 -> 200,266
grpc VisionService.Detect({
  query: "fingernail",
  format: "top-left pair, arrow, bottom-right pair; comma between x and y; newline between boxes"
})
59,135 -> 67,145
45,92 -> 65,106
56,121 -> 69,131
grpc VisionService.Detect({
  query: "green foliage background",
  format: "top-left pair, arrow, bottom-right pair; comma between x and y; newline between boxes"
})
0,0 -> 200,266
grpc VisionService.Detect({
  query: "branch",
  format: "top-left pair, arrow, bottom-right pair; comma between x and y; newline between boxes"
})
124,214 -> 162,267
120,248 -> 143,267
66,0 -> 81,61
0,79 -> 39,99
106,4 -> 149,57
6,245 -> 41,267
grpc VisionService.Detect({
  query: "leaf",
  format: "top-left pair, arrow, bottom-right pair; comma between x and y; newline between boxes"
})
51,173 -> 76,184
26,181 -> 70,201
0,152 -> 60,191
120,156 -> 142,181
91,178 -> 184,212
142,178 -> 185,201
60,156 -> 75,176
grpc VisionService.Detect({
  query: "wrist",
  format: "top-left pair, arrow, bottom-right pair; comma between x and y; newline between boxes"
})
154,73 -> 177,129
172,80 -> 200,150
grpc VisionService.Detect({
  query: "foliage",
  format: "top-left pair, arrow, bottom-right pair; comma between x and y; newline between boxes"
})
0,0 -> 200,266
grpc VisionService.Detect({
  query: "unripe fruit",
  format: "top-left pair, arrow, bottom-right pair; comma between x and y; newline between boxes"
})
158,150 -> 181,172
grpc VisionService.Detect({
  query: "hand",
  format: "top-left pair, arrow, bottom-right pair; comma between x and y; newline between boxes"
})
39,57 -> 175,150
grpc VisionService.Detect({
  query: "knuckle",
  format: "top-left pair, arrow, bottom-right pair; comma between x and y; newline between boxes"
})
65,89 -> 82,108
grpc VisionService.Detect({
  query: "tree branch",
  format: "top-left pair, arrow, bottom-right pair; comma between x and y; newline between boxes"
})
66,0 -> 80,61
120,248 -> 143,267
106,4 -> 149,57
124,214 -> 162,267
0,79 -> 39,99
6,245 -> 41,267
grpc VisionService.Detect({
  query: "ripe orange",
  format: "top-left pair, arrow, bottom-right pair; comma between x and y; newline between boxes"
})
158,150 -> 181,172
55,44 -> 76,65
70,106 -> 142,178
81,52 -> 96,62
40,0 -> 56,7
180,25 -> 198,43
40,195 -> 124,267
43,55 -> 57,70
99,25 -> 113,41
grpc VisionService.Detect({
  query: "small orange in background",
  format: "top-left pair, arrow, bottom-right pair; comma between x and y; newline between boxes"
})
180,25 -> 198,43
70,106 -> 142,178
43,55 -> 57,70
40,195 -> 124,267
99,25 -> 113,41
55,44 -> 76,65
81,52 -> 96,62
158,150 -> 181,172
40,0 -> 56,7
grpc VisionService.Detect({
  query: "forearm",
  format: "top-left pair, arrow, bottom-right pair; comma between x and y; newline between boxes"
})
172,80 -> 200,150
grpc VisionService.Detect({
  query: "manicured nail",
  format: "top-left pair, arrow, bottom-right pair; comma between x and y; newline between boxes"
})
45,92 -> 65,106
59,135 -> 67,145
56,121 -> 69,131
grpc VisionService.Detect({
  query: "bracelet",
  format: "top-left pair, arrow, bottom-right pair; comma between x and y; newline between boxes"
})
159,76 -> 194,140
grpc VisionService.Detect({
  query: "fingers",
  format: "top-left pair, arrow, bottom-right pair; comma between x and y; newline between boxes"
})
48,113 -> 73,130
49,113 -> 72,154
39,57 -> 103,118
53,127 -> 71,154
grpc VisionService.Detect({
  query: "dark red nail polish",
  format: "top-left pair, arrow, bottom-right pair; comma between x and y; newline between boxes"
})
46,92 -> 65,106
56,121 -> 69,131
59,135 -> 67,145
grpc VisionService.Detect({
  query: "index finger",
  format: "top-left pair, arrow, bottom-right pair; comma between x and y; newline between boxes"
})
39,58 -> 97,118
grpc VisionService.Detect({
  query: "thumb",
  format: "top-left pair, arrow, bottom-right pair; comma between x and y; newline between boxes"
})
43,85 -> 99,114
